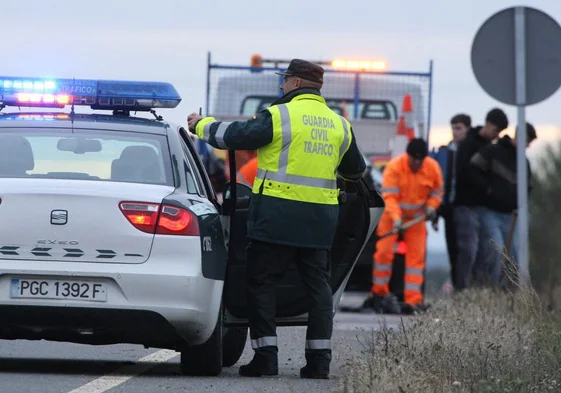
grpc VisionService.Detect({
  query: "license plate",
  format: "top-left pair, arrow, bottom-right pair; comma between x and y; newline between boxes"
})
10,278 -> 107,302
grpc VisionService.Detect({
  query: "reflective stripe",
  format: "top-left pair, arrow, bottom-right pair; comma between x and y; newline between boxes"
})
404,111 -> 414,128
305,339 -> 331,350
381,187 -> 400,194
429,191 -> 443,199
338,116 -> 350,161
399,202 -> 424,210
257,168 -> 337,189
237,171 -> 251,186
251,336 -> 278,349
214,122 -> 232,149
202,121 -> 214,142
405,282 -> 422,291
406,267 -> 424,275
374,264 -> 392,272
374,276 -> 390,285
277,104 -> 292,170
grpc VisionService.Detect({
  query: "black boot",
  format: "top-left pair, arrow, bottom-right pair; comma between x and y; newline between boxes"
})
380,293 -> 402,314
239,347 -> 279,377
361,294 -> 382,312
300,349 -> 331,379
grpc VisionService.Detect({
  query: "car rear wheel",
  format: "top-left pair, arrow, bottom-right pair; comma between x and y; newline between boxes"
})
180,309 -> 223,376
222,327 -> 248,367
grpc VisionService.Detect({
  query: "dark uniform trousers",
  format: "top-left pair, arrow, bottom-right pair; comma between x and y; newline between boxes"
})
247,239 -> 333,363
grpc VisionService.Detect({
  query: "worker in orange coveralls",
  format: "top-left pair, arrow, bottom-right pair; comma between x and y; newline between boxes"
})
237,156 -> 258,187
363,138 -> 444,315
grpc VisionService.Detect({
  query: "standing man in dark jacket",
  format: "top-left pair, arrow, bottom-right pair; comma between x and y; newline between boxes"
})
453,108 -> 509,290
187,59 -> 366,379
434,113 -> 471,289
466,122 -> 537,287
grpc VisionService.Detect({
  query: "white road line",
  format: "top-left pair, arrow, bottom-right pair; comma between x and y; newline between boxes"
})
67,349 -> 178,393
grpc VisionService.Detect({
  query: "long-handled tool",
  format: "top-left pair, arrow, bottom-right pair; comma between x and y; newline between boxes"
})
378,214 -> 428,239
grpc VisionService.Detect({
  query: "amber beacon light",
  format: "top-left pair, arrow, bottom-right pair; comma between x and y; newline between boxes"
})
330,59 -> 387,71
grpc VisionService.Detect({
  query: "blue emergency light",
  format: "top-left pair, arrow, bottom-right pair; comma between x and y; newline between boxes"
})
0,76 -> 181,111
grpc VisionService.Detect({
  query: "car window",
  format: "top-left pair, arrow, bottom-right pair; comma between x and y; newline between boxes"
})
0,128 -> 173,186
183,159 -> 200,195
178,128 -> 217,201
178,138 -> 205,196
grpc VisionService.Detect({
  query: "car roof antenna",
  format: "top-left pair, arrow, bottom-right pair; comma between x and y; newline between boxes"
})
150,109 -> 163,121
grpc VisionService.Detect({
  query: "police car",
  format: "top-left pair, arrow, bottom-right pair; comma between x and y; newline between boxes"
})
0,75 -> 384,376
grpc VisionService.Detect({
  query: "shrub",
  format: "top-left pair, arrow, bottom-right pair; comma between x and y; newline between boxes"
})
529,141 -> 561,311
336,287 -> 561,393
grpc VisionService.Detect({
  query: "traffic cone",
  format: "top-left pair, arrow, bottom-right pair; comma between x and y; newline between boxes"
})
396,240 -> 408,255
390,94 -> 415,159
401,94 -> 415,140
391,116 -> 409,159
396,116 -> 408,136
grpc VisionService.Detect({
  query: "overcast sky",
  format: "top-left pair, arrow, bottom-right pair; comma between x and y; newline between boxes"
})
4,0 -> 561,259
3,0 -> 560,134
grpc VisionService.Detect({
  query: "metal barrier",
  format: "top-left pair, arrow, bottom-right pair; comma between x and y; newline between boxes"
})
204,52 -> 434,157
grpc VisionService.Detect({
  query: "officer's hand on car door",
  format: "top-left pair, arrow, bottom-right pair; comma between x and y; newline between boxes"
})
187,113 -> 202,133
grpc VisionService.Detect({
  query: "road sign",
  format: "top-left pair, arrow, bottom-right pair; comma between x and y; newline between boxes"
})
471,7 -> 561,106
471,7 -> 561,285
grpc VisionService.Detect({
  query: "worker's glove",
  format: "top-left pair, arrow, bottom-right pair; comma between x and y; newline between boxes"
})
393,219 -> 404,233
425,207 -> 437,221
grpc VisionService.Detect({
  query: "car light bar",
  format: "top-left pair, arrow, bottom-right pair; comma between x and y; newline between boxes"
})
0,76 -> 181,111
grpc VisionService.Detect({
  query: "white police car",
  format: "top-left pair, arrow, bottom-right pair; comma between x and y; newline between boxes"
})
0,75 -> 384,376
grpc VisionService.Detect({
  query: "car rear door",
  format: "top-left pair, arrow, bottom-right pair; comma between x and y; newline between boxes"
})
222,174 -> 385,327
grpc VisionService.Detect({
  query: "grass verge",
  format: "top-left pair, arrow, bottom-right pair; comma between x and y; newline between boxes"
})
336,287 -> 561,393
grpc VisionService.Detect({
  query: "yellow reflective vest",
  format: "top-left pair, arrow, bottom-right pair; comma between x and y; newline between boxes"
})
253,94 -> 352,205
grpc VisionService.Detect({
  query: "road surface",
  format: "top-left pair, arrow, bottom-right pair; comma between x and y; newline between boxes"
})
0,300 -> 407,393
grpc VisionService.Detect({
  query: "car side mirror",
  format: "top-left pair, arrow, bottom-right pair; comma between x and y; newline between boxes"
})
222,181 -> 253,216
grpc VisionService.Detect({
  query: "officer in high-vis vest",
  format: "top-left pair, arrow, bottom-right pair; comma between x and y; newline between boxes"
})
187,59 -> 366,379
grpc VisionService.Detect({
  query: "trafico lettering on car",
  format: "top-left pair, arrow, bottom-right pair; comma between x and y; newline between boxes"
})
202,236 -> 212,252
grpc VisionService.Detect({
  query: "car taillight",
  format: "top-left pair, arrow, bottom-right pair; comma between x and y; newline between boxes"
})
156,205 -> 199,236
119,202 -> 199,236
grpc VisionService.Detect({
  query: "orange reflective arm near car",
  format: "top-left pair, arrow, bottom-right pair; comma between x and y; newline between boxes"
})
380,161 -> 402,222
239,156 -> 258,186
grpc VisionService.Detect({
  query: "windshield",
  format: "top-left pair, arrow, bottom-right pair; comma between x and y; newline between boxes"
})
0,128 -> 173,186
241,96 -> 398,121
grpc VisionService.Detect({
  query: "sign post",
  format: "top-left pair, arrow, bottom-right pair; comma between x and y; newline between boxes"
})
514,7 -> 529,284
471,6 -> 561,285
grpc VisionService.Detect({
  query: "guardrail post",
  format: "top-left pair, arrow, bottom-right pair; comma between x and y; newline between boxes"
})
426,60 -> 434,141
205,51 -> 211,117
353,72 -> 360,120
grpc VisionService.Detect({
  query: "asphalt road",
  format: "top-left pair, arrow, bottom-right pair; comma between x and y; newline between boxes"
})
0,293 -> 406,393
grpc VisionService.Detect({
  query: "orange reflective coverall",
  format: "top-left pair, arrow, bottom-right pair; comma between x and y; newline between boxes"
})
237,156 -> 258,186
224,150 -> 257,182
372,153 -> 444,305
